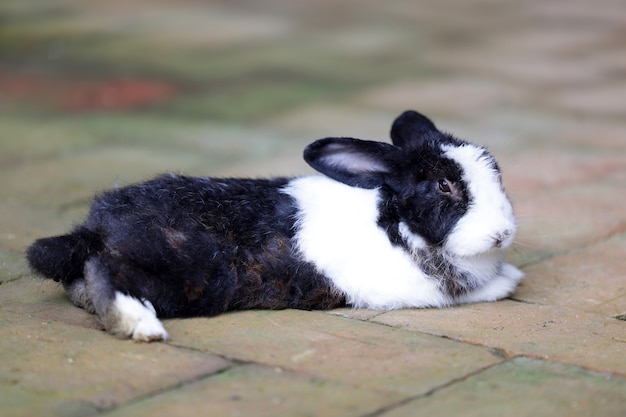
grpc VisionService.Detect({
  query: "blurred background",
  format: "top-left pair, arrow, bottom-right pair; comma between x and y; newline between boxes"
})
1,0 -> 625,260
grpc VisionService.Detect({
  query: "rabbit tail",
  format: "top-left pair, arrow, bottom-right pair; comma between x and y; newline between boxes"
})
26,227 -> 103,284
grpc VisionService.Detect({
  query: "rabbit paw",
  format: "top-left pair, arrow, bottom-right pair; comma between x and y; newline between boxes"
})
107,292 -> 169,342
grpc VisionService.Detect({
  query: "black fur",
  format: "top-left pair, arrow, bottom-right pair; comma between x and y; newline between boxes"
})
27,228 -> 103,283
29,174 -> 345,318
390,110 -> 439,148
303,137 -> 403,189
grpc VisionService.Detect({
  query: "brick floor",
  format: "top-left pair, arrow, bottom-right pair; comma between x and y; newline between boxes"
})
1,0 -> 624,416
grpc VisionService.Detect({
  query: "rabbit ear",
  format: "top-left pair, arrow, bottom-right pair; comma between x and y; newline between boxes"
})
390,110 -> 439,149
303,137 -> 403,189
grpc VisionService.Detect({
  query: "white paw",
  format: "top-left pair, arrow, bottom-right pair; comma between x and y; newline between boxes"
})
456,263 -> 525,304
132,315 -> 169,342
110,293 -> 169,342
501,263 -> 525,284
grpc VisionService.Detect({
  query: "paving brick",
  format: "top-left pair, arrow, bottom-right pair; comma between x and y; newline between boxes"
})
105,364 -> 399,417
372,300 -> 626,376
502,149 -> 626,194
0,383 -> 99,417
2,147 -> 210,207
554,120 -> 626,150
357,78 -> 529,117
325,307 -> 385,321
0,276 -> 100,330
0,312 -> 230,414
0,201 -> 80,253
486,25 -> 613,58
426,47 -> 606,87
513,184 -> 626,263
454,108 -> 571,152
72,4 -> 293,47
549,84 -> 626,117
165,309 -> 503,396
0,249 -> 27,283
0,116 -> 97,163
268,103 -> 395,141
380,358 -> 626,417
526,0 -> 626,25
517,233 -> 626,317
213,140 -> 312,178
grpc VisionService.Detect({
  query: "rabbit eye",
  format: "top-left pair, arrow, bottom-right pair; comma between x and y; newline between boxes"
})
438,179 -> 452,193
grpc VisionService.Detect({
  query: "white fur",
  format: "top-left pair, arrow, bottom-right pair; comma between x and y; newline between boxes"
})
455,263 -> 524,304
284,176 -> 449,309
398,221 -> 427,252
111,292 -> 169,342
442,144 -> 517,257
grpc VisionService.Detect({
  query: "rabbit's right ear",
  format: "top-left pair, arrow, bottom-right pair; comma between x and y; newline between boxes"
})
304,137 -> 403,189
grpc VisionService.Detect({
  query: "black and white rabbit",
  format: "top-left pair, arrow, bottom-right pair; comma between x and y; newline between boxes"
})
27,110 -> 523,342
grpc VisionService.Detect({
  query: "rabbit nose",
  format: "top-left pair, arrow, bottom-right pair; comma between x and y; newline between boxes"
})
494,229 -> 513,248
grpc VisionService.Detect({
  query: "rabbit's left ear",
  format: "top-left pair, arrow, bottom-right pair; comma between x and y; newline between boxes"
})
303,137 -> 403,189
390,110 -> 439,149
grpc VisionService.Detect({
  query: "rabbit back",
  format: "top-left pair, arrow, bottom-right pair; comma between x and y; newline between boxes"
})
80,174 -> 345,318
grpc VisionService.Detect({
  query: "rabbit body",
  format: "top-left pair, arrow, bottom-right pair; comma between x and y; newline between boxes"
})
27,111 -> 523,341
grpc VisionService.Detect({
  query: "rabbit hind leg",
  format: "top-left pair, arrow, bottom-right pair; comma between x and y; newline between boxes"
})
64,278 -> 96,314
84,256 -> 168,342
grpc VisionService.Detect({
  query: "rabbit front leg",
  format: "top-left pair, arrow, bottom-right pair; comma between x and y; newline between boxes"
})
455,263 -> 524,305
84,256 -> 168,342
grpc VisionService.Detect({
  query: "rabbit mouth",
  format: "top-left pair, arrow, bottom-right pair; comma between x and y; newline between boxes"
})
492,229 -> 515,249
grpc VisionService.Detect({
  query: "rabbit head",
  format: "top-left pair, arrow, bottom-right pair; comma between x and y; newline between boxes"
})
304,110 -> 517,259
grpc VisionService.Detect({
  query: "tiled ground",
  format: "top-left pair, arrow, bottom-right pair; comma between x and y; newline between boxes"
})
1,0 -> 625,416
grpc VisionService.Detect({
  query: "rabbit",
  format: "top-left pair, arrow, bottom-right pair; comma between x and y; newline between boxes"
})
26,110 -> 523,342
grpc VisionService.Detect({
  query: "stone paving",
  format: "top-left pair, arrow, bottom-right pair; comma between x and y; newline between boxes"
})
1,0 -> 625,416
